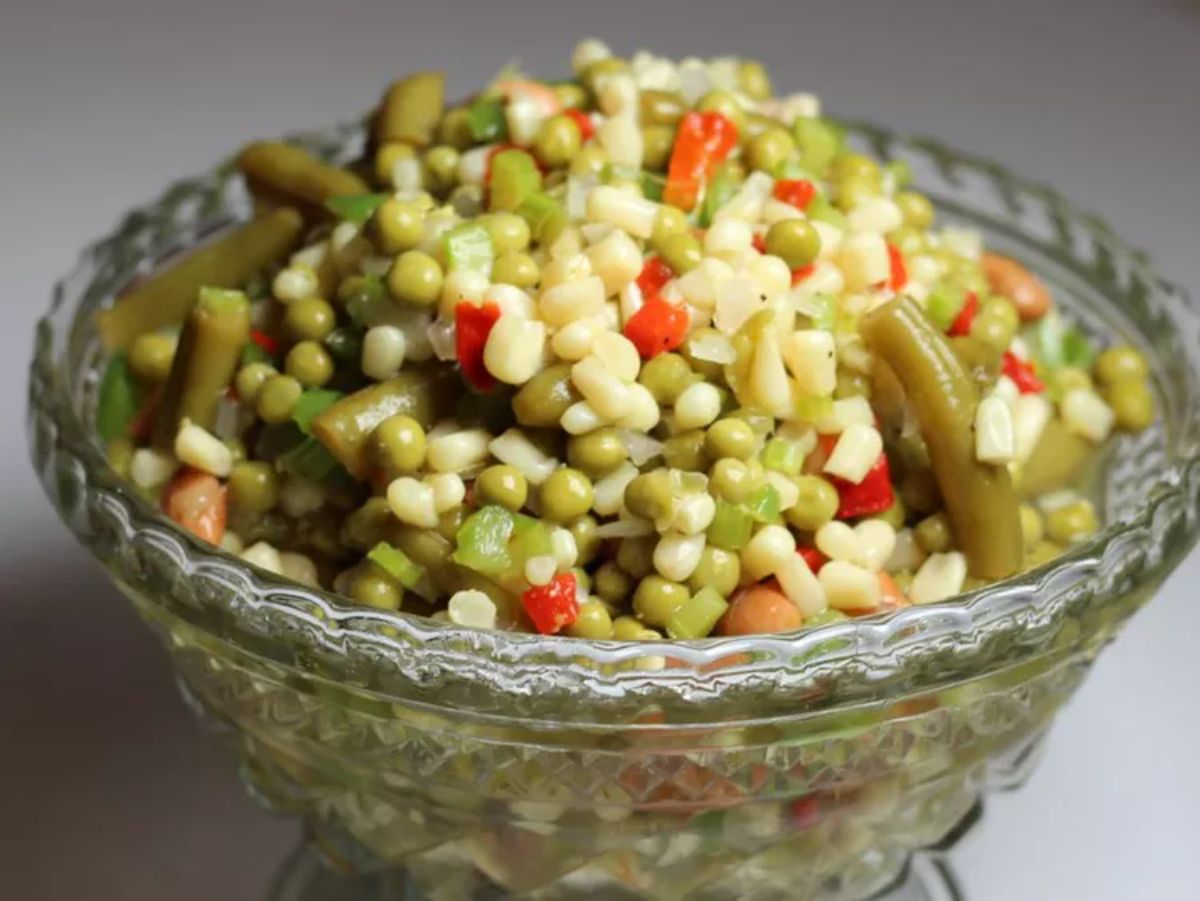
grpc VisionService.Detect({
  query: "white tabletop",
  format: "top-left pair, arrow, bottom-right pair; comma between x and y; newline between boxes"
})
3,1 -> 1197,897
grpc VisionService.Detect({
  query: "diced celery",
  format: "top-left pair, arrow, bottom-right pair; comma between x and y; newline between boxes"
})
489,149 -> 542,212
517,191 -> 566,243
324,193 -> 388,224
367,541 -> 426,589
443,222 -> 494,275
792,117 -> 843,177
508,513 -> 555,572
793,394 -> 834,423
452,505 -> 515,576
707,500 -> 754,550
805,194 -> 845,229
96,352 -> 143,442
292,389 -> 343,434
746,483 -> 782,524
467,98 -> 508,142
666,587 -> 729,639
761,438 -> 803,475
926,282 -> 967,332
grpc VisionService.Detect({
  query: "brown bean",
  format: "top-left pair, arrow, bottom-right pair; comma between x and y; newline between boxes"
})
981,252 -> 1052,321
718,585 -> 803,635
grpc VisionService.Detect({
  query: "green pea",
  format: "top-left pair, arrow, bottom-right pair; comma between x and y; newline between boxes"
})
285,340 -> 334,388
616,536 -> 656,579
568,600 -> 614,639
1094,346 -> 1149,386
686,545 -> 741,597
901,468 -> 940,516
256,374 -> 303,424
437,506 -> 466,541
350,566 -> 402,610
128,332 -> 177,382
567,427 -> 628,477
1044,500 -> 1098,545
569,143 -> 608,178
235,362 -> 276,405
283,297 -> 336,342
833,153 -> 880,184
569,514 -> 601,566
513,364 -> 578,427
374,198 -> 426,254
341,497 -> 392,552
737,60 -> 773,100
552,81 -> 588,110
612,615 -> 650,640
475,464 -> 528,511
540,468 -> 595,522
491,251 -> 539,288
482,211 -> 531,256
747,128 -> 796,174
531,114 -> 583,170
889,225 -> 926,255
1104,379 -> 1155,432
793,117 -> 842,176
652,205 -> 689,246
638,353 -> 695,405
662,429 -> 710,472
695,89 -> 745,131
708,458 -> 754,503
423,145 -> 459,194
1019,504 -> 1044,553
877,494 -> 907,530
594,561 -> 634,605
894,191 -> 934,230
226,461 -> 279,516
639,89 -> 687,126
969,313 -> 1016,354
655,231 -> 702,275
981,296 -> 1019,332
624,470 -> 675,522
641,124 -> 676,171
582,57 -> 628,94
835,175 -> 877,211
370,414 -> 427,473
633,576 -> 689,627
915,513 -> 952,554
804,608 -> 849,628
1051,366 -> 1094,397
764,219 -> 821,270
436,106 -> 474,149
786,475 -> 840,531
387,250 -> 443,306
705,418 -> 757,461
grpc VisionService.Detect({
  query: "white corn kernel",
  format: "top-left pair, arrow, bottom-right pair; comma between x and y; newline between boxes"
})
484,314 -> 547,385
572,356 -> 633,419
550,527 -> 578,568
506,94 -> 547,148
1013,394 -> 1053,464
714,171 -> 773,223
741,525 -> 797,581
487,283 -> 537,319
672,493 -> 716,535
596,71 -> 639,117
615,382 -> 661,431
456,144 -> 493,187
848,197 -> 903,235
654,533 -> 706,582
592,461 -> 639,516
593,331 -> 641,382
540,252 -> 592,290
561,401 -> 606,435
279,551 -> 319,587
794,259 -> 845,297
572,38 -> 612,76
241,541 -> 284,575
776,553 -> 828,618
438,268 -> 490,319
586,185 -> 658,238
674,382 -> 722,430
426,429 -> 491,473
824,424 -> 883,484
751,328 -> 793,417
551,316 -> 606,361
279,476 -> 325,518
679,257 -> 734,311
974,396 -> 1017,465
815,521 -> 861,563
539,275 -> 607,327
272,264 -> 319,303
990,375 -> 1020,407
765,471 -> 800,511
941,227 -> 983,261
1061,388 -> 1115,444
618,280 -> 645,325
598,113 -> 644,168
747,253 -> 792,299
130,448 -> 177,489
525,554 -> 559,586
887,528 -> 928,574
425,473 -> 466,513
810,221 -> 844,261
587,228 -> 644,296
761,197 -> 804,226
705,218 -> 755,260
783,330 -> 838,397
820,561 -> 882,611
853,519 -> 897,572
174,420 -> 233,478
910,552 -> 968,604
362,325 -> 407,381
835,232 -> 890,291
489,429 -> 558,484
387,477 -> 439,528
447,589 -> 498,629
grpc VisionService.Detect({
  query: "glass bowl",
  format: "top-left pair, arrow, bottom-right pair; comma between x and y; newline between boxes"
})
27,119 -> 1200,900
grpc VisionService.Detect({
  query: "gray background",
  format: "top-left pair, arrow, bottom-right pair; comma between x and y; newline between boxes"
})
2,0 -> 1197,898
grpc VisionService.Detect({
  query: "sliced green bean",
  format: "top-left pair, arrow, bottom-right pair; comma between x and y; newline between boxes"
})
861,298 -> 1021,579
375,71 -> 445,148
1019,418 -> 1094,498
236,141 -> 369,222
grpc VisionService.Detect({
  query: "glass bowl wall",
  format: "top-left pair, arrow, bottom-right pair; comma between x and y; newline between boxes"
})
28,120 -> 1200,900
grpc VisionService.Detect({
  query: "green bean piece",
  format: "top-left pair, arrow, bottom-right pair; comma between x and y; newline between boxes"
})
309,366 -> 454,479
151,287 -> 250,447
97,209 -> 302,350
513,364 -> 579,427
236,142 -> 369,223
375,71 -> 445,149
1018,418 -> 1094,497
861,298 -> 1022,579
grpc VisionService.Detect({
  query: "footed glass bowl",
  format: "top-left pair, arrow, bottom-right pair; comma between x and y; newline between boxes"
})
28,119 -> 1200,900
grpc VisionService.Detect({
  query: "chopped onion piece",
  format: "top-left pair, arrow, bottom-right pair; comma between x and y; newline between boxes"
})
618,429 -> 664,466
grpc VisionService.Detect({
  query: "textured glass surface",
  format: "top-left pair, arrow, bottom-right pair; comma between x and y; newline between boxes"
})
27,120 -> 1200,899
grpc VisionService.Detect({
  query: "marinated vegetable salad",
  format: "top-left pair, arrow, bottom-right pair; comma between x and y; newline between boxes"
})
96,41 -> 1155,640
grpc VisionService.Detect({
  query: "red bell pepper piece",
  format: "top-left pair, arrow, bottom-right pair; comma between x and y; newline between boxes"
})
789,796 -> 822,831
887,243 -> 908,292
249,329 -> 280,358
751,232 -> 767,254
521,572 -> 579,634
790,263 -> 816,286
664,111 -> 739,211
1002,351 -> 1046,394
772,179 -> 817,211
797,546 -> 828,574
563,107 -> 595,142
829,451 -> 895,519
947,291 -> 979,337
455,301 -> 502,390
623,296 -> 690,358
635,255 -> 674,299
